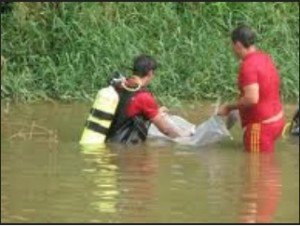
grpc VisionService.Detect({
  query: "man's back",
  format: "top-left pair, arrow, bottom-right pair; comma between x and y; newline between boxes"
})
238,51 -> 283,127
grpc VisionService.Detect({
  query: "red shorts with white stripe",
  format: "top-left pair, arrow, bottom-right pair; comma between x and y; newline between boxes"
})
243,119 -> 285,152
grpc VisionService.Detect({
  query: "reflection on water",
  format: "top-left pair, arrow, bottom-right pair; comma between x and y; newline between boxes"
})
79,146 -> 119,222
116,146 -> 158,222
239,153 -> 282,223
1,102 -> 299,223
78,144 -> 159,223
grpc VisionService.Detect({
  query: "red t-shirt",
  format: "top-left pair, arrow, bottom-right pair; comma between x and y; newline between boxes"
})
238,51 -> 283,127
126,90 -> 159,120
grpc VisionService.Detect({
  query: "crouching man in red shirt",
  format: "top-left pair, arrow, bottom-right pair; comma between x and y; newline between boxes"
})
106,54 -> 190,144
218,25 -> 284,152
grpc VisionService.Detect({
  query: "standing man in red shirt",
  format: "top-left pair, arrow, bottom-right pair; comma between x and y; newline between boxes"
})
218,25 -> 284,152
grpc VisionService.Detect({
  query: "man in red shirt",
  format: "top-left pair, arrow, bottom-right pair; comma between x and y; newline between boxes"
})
107,54 -> 188,144
218,25 -> 284,152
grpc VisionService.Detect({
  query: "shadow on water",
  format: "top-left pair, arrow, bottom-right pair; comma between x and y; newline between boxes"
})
1,101 -> 299,223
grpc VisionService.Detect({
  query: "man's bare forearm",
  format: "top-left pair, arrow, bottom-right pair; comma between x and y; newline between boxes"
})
228,96 -> 257,111
151,113 -> 182,138
151,112 -> 195,138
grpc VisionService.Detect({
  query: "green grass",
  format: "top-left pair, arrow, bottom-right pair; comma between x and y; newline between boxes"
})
1,2 -> 299,104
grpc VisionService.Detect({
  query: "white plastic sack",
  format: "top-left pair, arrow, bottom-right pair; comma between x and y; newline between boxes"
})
148,114 -> 232,146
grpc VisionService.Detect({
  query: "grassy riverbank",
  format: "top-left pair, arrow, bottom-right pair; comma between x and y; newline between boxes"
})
1,2 -> 299,104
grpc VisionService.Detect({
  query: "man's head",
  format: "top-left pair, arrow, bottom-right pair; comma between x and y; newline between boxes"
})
231,25 -> 256,59
132,54 -> 157,86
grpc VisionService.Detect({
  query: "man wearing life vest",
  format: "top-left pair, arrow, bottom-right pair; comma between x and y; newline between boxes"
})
217,25 -> 285,152
106,54 -> 190,144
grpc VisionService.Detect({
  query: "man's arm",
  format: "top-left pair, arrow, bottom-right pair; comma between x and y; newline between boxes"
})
137,93 -> 186,138
150,112 -> 183,138
218,83 -> 259,116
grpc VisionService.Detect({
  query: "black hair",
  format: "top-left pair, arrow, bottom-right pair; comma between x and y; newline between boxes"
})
231,25 -> 256,48
132,54 -> 157,77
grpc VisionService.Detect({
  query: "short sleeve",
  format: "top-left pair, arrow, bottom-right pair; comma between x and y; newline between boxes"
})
240,62 -> 258,87
136,92 -> 159,119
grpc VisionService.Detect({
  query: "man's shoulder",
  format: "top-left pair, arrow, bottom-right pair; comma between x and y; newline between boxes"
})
134,89 -> 155,100
241,51 -> 267,70
133,90 -> 159,110
246,51 -> 271,63
127,89 -> 159,119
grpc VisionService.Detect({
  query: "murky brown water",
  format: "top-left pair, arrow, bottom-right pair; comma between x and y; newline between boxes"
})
1,101 -> 299,223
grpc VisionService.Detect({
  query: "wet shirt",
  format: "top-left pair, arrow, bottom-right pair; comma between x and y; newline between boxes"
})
126,90 -> 159,120
238,51 -> 283,127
